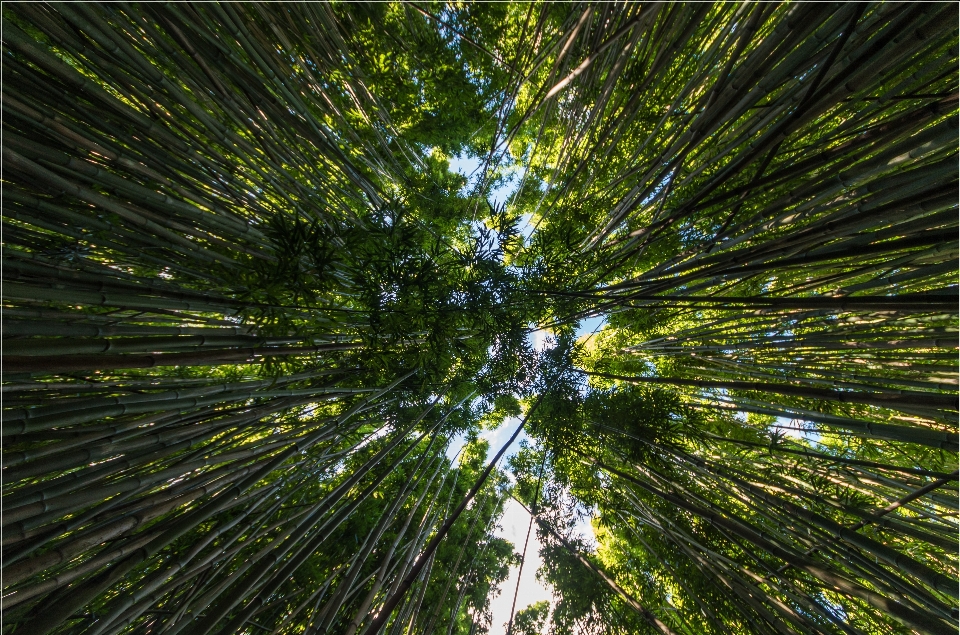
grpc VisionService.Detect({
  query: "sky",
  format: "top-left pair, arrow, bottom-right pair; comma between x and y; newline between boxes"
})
445,148 -> 830,633
478,324 -> 601,635
486,497 -> 552,635
437,157 -> 826,631
776,416 -> 822,444
447,152 -> 517,209
478,428 -> 595,635
440,154 -> 610,632
442,417 -> 554,635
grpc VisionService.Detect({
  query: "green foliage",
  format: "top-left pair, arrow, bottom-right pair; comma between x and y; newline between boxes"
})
511,600 -> 550,635
1,4 -> 956,635
537,537 -> 647,635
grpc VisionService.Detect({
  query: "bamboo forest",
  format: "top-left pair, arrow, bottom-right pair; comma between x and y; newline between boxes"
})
1,3 -> 958,635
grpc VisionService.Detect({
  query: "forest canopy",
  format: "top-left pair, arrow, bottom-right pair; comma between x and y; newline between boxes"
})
1,4 -> 957,635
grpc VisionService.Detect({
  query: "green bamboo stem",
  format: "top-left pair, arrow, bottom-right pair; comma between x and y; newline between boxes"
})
588,456 -> 953,635
513,496 -> 679,635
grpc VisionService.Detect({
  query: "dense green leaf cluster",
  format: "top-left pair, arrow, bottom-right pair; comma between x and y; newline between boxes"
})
1,4 -> 956,635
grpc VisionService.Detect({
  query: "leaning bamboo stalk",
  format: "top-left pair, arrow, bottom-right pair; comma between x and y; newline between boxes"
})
84,481 -> 315,635
1,371 -> 340,431
3,424 -> 314,533
514,496 -> 679,635
587,371 -> 958,412
1,531 -> 162,610
9,375 -> 411,635
695,399 -> 957,450
2,343 -> 360,375
672,451 -> 957,599
2,396 -> 324,512
132,467 -> 341,633
343,452 -> 449,635
616,493 -> 792,634
2,459 -> 271,588
4,403 -> 290,482
701,432 -> 956,480
11,450 -> 300,635
588,455 -> 953,635
175,396 -> 448,635
360,391 -> 549,635
334,443 -> 449,634
2,382 -> 355,443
